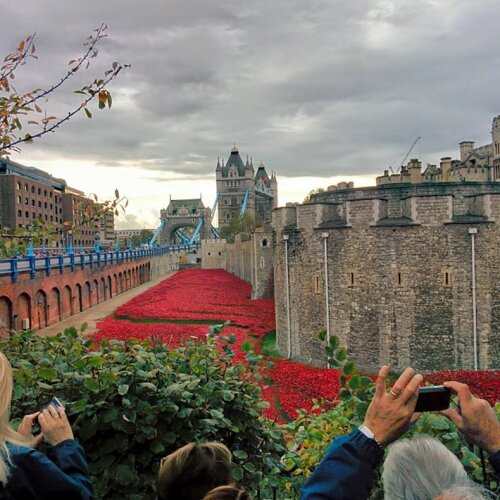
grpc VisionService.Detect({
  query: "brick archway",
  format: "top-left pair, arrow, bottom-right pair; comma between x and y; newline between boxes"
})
51,287 -> 61,322
75,284 -> 83,313
18,293 -> 31,330
63,285 -> 73,318
0,296 -> 13,335
35,290 -> 48,329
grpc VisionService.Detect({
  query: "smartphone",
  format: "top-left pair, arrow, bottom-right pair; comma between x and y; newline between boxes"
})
415,386 -> 450,412
47,397 -> 65,410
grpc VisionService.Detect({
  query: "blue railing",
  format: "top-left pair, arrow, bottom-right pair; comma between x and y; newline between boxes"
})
0,244 -> 200,283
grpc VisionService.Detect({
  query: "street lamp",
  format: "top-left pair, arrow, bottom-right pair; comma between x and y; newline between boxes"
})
283,233 -> 291,359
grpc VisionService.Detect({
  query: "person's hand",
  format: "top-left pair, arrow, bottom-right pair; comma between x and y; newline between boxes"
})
18,412 -> 44,448
38,405 -> 74,447
440,381 -> 500,455
362,365 -> 423,447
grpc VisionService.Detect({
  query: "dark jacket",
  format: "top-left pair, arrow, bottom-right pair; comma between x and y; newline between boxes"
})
0,439 -> 93,499
300,430 -> 383,500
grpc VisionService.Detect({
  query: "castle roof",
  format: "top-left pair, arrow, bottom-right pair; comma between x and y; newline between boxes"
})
255,163 -> 270,185
221,146 -> 246,177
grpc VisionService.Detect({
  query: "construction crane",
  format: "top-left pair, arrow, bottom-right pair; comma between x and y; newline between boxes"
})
389,137 -> 421,173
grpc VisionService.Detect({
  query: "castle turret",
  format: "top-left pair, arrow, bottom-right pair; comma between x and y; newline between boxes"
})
459,141 -> 475,162
270,171 -> 278,210
440,157 -> 453,182
493,115 -> 500,180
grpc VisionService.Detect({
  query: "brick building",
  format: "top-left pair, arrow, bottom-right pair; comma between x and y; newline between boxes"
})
0,159 -> 65,235
0,158 -> 114,250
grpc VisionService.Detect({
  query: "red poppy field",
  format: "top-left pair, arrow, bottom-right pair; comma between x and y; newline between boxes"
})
94,269 -> 499,422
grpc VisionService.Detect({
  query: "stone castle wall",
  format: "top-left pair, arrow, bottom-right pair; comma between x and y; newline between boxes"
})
274,182 -> 500,372
201,239 -> 227,269
200,228 -> 274,299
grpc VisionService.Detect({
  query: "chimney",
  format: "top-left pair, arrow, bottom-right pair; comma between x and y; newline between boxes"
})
407,158 -> 422,184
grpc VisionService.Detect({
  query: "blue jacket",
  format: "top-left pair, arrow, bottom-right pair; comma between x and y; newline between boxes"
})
0,439 -> 93,499
300,430 -> 383,500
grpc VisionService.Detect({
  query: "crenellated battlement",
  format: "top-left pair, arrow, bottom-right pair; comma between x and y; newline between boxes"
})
277,183 -> 500,232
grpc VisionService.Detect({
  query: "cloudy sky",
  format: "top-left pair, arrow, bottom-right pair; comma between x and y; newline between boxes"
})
2,0 -> 499,229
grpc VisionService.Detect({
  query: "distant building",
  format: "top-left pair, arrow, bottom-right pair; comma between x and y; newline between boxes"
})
216,146 -> 277,228
0,157 -> 114,250
377,115 -> 500,185
116,228 -> 154,248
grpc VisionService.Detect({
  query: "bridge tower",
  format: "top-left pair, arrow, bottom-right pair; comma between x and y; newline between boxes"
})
216,146 -> 277,228
158,198 -> 212,246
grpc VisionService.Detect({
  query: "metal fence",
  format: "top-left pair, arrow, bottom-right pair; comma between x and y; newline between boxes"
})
0,244 -> 200,283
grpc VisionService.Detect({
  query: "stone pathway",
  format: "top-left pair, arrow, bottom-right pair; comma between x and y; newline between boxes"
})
37,271 -> 175,337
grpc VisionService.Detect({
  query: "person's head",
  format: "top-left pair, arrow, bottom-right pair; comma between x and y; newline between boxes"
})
0,352 -> 33,484
382,435 -> 484,500
203,485 -> 252,500
157,442 -> 233,500
0,353 -> 13,428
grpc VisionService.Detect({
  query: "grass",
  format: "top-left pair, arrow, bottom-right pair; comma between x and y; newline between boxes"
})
261,331 -> 281,359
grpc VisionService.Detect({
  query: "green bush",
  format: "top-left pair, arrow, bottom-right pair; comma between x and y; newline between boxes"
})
1,327 -> 285,499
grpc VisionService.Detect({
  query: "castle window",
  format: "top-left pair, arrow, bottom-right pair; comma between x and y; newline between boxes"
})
314,275 -> 321,294
396,272 -> 403,287
17,210 -> 21,217
261,238 -> 268,247
260,256 -> 265,269
348,271 -> 355,287
442,270 -> 452,288
31,186 -> 35,193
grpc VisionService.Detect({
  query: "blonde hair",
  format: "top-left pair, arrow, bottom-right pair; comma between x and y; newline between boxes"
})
0,352 -> 33,484
203,485 -> 252,500
157,442 -> 233,500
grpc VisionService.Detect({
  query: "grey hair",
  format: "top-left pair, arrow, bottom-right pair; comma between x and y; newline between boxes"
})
382,435 -> 484,500
437,485 -> 490,499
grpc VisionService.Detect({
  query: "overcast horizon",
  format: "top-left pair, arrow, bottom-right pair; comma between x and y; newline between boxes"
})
2,0 -> 499,229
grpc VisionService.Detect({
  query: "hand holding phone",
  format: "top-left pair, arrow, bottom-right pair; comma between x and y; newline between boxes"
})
415,386 -> 451,412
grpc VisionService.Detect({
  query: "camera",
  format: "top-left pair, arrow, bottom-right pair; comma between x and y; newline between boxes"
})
415,385 -> 450,412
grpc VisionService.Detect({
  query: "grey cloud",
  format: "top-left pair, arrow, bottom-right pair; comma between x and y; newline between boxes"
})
2,0 -> 500,186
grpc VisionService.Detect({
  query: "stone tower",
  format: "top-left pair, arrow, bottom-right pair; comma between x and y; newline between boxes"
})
493,115 -> 500,180
216,146 -> 277,228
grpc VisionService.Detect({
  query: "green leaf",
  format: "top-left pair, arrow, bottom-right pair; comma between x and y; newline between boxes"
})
349,376 -> 360,390
113,464 -> 134,485
118,384 -> 129,396
233,450 -> 248,460
243,462 -> 256,473
231,466 -> 243,481
84,107 -> 92,119
241,341 -> 251,353
37,367 -> 58,380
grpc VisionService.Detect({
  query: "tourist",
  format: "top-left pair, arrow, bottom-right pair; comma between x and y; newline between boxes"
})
0,352 -> 93,499
382,435 -> 488,499
300,366 -> 500,499
203,485 -> 252,500
157,442 -> 233,500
